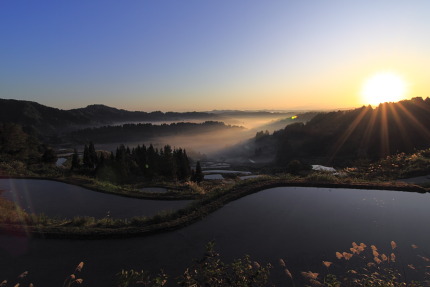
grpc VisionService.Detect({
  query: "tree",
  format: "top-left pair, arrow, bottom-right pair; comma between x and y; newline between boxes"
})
192,161 -> 204,183
0,123 -> 40,162
286,159 -> 302,175
160,145 -> 175,178
88,141 -> 98,167
83,144 -> 92,169
174,148 -> 191,181
71,148 -> 80,170
41,147 -> 57,164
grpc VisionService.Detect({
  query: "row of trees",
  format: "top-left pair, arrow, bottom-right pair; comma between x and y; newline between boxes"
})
71,142 -> 204,183
70,121 -> 243,144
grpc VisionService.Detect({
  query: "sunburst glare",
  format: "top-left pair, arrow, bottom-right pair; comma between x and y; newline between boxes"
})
361,72 -> 409,106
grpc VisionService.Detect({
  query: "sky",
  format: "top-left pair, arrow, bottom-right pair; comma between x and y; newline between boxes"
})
1,0 -> 430,112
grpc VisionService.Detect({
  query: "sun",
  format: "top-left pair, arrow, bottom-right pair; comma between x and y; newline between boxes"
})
361,72 -> 408,106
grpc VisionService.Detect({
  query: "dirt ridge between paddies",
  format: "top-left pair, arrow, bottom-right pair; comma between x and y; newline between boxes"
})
0,175 -> 199,200
1,178 -> 427,240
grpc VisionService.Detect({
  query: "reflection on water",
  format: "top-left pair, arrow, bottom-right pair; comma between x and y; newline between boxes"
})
0,179 -> 191,219
204,174 -> 224,180
55,158 -> 67,167
0,186 -> 429,286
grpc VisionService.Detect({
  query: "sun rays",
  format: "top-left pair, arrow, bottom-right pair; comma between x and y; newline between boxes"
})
327,97 -> 430,163
324,71 -> 425,162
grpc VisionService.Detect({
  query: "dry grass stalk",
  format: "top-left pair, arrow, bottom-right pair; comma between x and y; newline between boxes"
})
18,271 -> 28,278
335,252 -> 343,259
374,257 -> 382,264
371,245 -> 378,251
408,264 -> 416,270
390,253 -> 396,262
412,244 -> 419,249
322,261 -> 332,268
309,278 -> 323,286
418,255 -> 430,262
301,271 -> 319,280
391,241 -> 397,250
279,258 -> 286,267
63,262 -> 85,287
372,250 -> 379,257
343,252 -> 353,260
75,262 -> 84,272
381,254 -> 388,262
284,268 -> 293,279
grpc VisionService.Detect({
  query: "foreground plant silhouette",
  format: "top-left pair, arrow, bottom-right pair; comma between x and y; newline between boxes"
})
0,271 -> 31,287
117,242 -> 272,287
62,262 -> 84,287
117,241 -> 428,287
0,262 -> 84,287
2,242 -> 429,286
295,241 -> 428,287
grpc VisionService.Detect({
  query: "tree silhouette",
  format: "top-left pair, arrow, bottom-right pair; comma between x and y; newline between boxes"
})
193,161 -> 204,183
71,149 -> 80,170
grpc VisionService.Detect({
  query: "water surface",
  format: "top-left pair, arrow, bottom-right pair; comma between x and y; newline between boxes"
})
55,158 -> 67,167
203,174 -> 224,180
1,186 -> 429,286
0,179 -> 191,219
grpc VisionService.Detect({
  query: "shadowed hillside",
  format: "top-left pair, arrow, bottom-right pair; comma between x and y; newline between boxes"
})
273,97 -> 430,166
69,121 -> 244,144
220,97 -> 430,166
0,99 -> 219,140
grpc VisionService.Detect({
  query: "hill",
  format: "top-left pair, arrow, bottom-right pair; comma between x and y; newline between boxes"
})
274,97 -> 430,166
0,99 -> 218,140
221,97 -> 430,166
69,121 -> 245,144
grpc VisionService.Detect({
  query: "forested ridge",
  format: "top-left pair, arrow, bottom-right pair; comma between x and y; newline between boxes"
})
69,121 -> 244,144
253,97 -> 430,166
0,99 -> 219,140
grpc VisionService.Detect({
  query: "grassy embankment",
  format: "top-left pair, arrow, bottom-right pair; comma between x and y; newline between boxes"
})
0,172 -> 427,239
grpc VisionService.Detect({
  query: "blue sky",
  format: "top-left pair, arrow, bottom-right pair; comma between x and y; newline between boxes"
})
1,1 -> 429,111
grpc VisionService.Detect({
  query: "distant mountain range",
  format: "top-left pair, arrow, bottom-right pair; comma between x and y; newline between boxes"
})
0,99 -> 302,128
0,99 -> 297,144
0,99 -> 217,129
